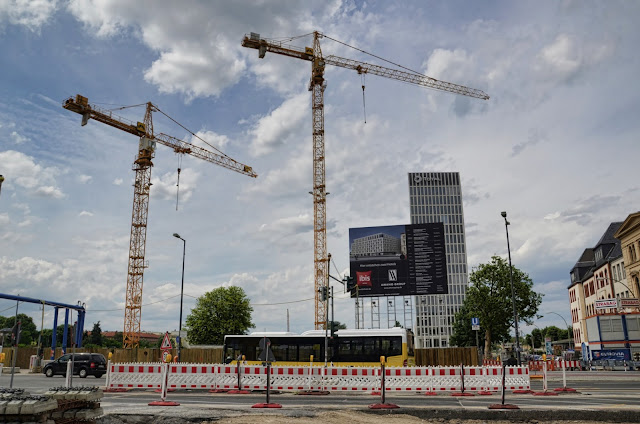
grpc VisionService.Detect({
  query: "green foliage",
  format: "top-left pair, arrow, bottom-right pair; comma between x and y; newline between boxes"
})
450,304 -> 485,349
185,286 -> 254,345
451,256 -> 542,357
330,321 -> 347,334
526,325 -> 569,350
1,314 -> 38,345
103,331 -> 123,348
88,321 -> 103,346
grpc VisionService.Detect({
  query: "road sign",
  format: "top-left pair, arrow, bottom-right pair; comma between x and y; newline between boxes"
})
471,317 -> 480,331
162,351 -> 170,363
160,332 -> 172,350
258,337 -> 276,362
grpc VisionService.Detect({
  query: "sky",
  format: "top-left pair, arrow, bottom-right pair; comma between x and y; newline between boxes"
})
1,0 -> 639,341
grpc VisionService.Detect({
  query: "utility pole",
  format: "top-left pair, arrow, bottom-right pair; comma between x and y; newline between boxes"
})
9,299 -> 19,388
324,254 -> 331,366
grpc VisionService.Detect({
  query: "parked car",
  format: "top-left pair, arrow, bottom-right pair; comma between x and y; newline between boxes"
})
43,353 -> 107,378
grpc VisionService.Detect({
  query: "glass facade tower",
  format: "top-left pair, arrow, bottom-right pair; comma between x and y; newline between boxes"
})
408,172 -> 468,348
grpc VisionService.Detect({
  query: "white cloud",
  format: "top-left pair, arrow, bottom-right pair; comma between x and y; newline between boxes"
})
34,185 -> 65,199
537,34 -> 581,80
0,0 -> 57,32
150,168 -> 199,203
258,214 -> 313,238
190,130 -> 229,152
248,93 -> 308,156
0,151 -> 64,198
79,211 -> 93,217
10,131 -> 28,144
113,178 -> 123,185
78,174 -> 92,184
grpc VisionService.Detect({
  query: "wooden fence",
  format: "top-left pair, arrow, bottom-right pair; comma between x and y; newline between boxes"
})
3,346 -> 476,369
415,347 -> 479,366
1,346 -> 224,370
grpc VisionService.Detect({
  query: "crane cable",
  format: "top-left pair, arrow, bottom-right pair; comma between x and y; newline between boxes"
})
322,33 -> 425,77
361,73 -> 366,123
176,154 -> 183,211
102,102 -> 230,158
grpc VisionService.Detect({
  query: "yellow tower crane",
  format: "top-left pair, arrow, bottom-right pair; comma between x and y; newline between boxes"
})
242,31 -> 489,330
63,95 -> 257,348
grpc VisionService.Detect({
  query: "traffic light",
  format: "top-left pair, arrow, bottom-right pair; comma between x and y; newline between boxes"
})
11,321 -> 21,346
319,286 -> 328,301
346,276 -> 356,292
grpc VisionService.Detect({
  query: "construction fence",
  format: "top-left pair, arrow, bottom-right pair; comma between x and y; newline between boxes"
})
105,362 -> 530,393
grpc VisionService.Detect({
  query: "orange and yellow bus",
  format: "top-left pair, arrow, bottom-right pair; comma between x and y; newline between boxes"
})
223,327 -> 414,367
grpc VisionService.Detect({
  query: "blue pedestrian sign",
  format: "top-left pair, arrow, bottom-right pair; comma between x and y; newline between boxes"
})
471,317 -> 480,331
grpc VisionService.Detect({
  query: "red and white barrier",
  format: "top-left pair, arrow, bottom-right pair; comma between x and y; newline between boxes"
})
504,366 -> 530,391
105,363 -> 530,394
107,363 -> 163,389
168,364 -> 217,389
384,367 -> 431,391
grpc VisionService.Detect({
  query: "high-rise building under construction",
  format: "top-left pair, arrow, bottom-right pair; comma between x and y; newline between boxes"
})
408,172 -> 468,348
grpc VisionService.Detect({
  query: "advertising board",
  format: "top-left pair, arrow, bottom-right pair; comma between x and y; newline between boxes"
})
595,298 -> 618,310
349,223 -> 448,297
591,349 -> 630,361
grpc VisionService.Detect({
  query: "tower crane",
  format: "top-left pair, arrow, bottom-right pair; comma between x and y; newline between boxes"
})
63,95 -> 257,348
242,31 -> 489,330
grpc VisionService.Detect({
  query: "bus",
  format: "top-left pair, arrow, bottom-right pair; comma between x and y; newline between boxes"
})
223,327 -> 414,367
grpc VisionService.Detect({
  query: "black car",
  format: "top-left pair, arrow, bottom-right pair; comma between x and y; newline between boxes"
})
43,353 -> 107,378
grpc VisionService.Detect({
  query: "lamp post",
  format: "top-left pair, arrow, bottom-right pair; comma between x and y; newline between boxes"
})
501,211 -> 521,365
173,233 -> 186,362
544,311 -> 572,354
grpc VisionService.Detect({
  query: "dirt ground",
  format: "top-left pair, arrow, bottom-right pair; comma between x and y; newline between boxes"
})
203,411 -> 631,424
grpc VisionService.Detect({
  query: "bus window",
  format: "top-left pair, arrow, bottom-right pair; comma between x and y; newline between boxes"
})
299,342 -> 320,363
363,338 -> 377,362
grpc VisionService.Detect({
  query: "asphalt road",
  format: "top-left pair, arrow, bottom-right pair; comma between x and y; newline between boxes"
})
3,370 -> 640,411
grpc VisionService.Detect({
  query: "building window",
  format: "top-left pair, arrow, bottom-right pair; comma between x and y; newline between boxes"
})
631,245 -> 638,263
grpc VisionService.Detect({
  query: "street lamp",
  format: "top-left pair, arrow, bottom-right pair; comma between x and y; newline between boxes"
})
543,311 -> 572,354
501,211 -> 521,365
173,233 -> 186,362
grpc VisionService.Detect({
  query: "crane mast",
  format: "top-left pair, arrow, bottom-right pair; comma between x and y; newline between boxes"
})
63,95 -> 257,347
242,32 -> 488,330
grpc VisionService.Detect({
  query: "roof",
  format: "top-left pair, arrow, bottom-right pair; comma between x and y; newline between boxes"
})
568,221 -> 624,288
614,211 -> 640,240
596,222 -> 623,247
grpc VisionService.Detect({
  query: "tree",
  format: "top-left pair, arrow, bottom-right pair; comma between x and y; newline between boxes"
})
2,314 -> 38,345
103,332 -> 123,348
88,321 -> 103,346
450,304 -> 485,350
452,256 -> 542,358
185,286 -> 254,345
330,321 -> 347,334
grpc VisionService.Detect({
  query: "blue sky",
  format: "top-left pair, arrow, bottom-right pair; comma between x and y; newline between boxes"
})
1,0 -> 639,339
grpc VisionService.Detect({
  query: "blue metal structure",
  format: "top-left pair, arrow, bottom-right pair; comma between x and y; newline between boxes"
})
0,293 -> 86,359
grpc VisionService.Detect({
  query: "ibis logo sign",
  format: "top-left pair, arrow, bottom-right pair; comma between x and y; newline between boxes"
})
356,271 -> 372,287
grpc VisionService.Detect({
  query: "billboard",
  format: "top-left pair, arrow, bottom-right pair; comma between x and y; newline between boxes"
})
348,223 -> 448,297
591,349 -> 630,361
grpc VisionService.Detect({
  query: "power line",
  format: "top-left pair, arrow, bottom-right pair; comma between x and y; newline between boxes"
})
87,293 -> 318,312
